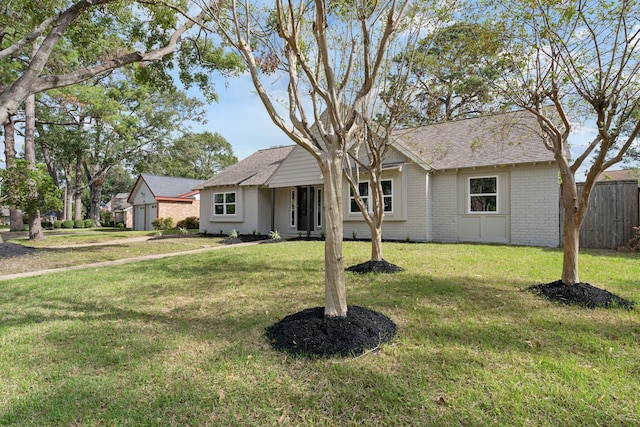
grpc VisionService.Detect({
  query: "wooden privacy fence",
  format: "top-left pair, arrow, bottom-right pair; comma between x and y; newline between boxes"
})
561,180 -> 640,249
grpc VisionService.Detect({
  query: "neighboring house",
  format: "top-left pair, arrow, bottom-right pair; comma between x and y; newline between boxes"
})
110,193 -> 133,228
0,206 -> 9,226
198,111 -> 561,247
597,169 -> 639,182
128,174 -> 204,231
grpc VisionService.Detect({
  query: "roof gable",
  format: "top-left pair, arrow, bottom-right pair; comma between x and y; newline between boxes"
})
141,174 -> 204,197
392,110 -> 556,170
128,175 -> 204,204
197,145 -> 295,189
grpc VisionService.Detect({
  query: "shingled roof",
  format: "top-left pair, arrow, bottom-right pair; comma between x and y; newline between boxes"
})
138,174 -> 204,198
196,145 -> 295,189
392,110 -> 556,170
597,169 -> 639,181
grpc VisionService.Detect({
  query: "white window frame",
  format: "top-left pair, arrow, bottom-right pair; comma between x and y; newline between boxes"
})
468,176 -> 498,214
349,179 -> 393,214
290,190 -> 296,228
213,191 -> 237,216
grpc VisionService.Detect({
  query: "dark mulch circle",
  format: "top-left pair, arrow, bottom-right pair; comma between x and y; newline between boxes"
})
0,242 -> 36,259
220,234 -> 271,245
265,305 -> 397,358
528,280 -> 634,309
346,259 -> 403,274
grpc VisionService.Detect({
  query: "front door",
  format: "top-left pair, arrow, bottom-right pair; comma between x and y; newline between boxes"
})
297,187 -> 314,233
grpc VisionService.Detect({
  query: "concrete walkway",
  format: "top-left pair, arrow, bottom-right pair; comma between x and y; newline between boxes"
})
0,240 -> 262,282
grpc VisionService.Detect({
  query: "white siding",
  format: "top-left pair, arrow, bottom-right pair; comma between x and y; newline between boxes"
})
343,163 -> 430,241
510,164 -> 560,247
131,181 -> 154,205
268,146 -> 323,188
130,181 -> 155,231
257,188 -> 273,233
431,171 -> 459,242
199,186 -> 247,235
199,186 -> 278,236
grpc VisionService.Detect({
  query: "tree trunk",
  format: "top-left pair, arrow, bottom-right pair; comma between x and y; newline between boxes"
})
89,176 -> 104,227
370,225 -> 383,261
64,167 -> 73,221
28,213 -> 44,241
560,181 -> 585,285
2,117 -> 23,231
9,209 -> 23,231
74,154 -> 83,220
25,93 -> 44,241
74,191 -> 83,220
39,142 -> 60,187
321,152 -> 347,318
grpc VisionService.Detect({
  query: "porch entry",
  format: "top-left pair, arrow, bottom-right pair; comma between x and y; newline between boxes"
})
297,186 -> 314,234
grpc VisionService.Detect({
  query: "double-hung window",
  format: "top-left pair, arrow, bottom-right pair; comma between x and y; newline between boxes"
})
214,192 -> 236,215
349,180 -> 393,214
469,177 -> 497,213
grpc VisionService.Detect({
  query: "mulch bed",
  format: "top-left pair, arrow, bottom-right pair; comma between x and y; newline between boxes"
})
265,305 -> 396,358
528,280 -> 634,309
346,259 -> 403,274
0,242 -> 36,258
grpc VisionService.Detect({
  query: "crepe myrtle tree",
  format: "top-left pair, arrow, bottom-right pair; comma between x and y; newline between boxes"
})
200,0 -> 410,317
486,0 -> 640,285
344,5 -> 454,264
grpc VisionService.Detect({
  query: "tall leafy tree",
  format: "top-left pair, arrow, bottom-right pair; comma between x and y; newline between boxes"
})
485,0 -> 640,286
36,72 -> 207,225
0,0 -> 242,125
393,22 -> 511,126
137,131 -> 237,180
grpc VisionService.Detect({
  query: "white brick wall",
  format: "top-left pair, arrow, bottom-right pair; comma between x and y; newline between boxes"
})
510,164 -> 560,247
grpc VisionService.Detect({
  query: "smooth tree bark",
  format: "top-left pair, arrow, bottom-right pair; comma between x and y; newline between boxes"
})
345,123 -> 390,262
205,0 -> 409,317
343,19 -> 430,262
488,0 -> 640,285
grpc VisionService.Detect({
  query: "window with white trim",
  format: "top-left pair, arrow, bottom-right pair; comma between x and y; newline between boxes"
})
469,176 -> 497,213
349,180 -> 393,213
213,192 -> 236,215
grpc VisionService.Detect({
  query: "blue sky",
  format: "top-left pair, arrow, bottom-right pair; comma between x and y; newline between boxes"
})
192,73 -> 291,160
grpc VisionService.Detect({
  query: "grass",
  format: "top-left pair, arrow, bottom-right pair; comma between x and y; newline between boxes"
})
0,241 -> 639,426
0,230 -> 222,275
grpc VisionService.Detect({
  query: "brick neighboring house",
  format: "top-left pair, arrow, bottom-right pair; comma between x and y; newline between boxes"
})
128,174 -> 204,231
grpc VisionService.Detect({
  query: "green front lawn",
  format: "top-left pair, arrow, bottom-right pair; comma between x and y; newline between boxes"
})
0,242 -> 638,426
